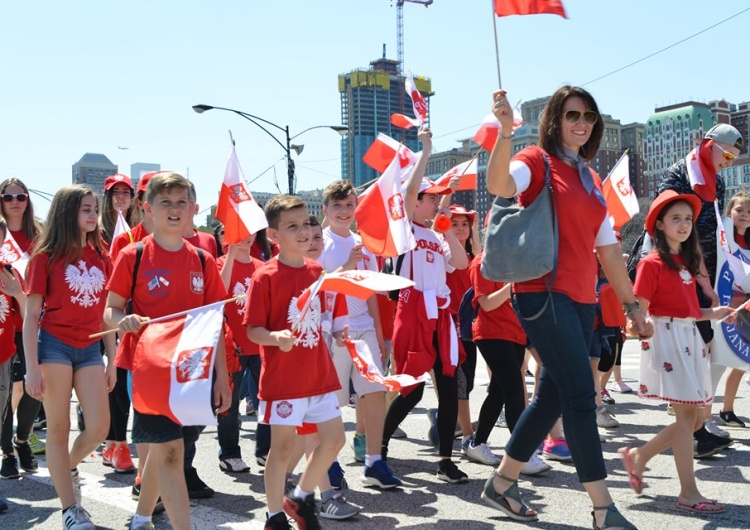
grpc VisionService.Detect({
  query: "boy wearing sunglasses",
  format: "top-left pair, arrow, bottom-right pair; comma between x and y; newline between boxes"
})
656,122 -> 743,455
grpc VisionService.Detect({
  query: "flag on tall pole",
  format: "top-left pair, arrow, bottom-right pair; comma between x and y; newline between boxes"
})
602,151 -> 639,230
391,71 -> 428,130
494,0 -> 568,18
131,304 -> 225,426
216,147 -> 269,245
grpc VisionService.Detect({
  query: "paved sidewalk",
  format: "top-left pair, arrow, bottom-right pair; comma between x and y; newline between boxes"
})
1,338 -> 748,529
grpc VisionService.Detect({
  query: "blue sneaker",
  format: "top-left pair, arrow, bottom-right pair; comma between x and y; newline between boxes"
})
327,461 -> 348,491
352,434 -> 366,462
0,497 -> 7,513
362,459 -> 402,489
542,437 -> 572,461
426,409 -> 439,448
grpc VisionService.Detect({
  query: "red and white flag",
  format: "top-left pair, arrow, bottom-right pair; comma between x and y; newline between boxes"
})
356,155 -> 417,257
0,231 -> 29,279
494,0 -> 567,18
686,140 -> 718,202
472,105 -> 523,152
391,72 -> 428,130
216,147 -> 269,245
363,133 -> 418,174
131,304 -> 224,426
109,211 -> 131,253
435,158 -> 478,191
345,340 -> 429,392
602,152 -> 638,230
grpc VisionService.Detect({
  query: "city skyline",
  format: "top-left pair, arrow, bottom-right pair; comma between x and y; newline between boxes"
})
3,1 -> 749,219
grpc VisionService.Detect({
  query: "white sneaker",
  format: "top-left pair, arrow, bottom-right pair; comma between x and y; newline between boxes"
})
62,504 -> 95,530
520,452 -> 551,475
464,441 -> 501,466
596,405 -> 619,429
705,418 -> 730,438
71,468 -> 82,506
219,457 -> 250,473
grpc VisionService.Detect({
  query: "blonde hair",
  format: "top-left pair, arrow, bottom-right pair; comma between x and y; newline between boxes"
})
145,172 -> 191,204
265,195 -> 307,229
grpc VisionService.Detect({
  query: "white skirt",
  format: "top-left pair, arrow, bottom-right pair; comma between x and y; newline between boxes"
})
637,316 -> 712,405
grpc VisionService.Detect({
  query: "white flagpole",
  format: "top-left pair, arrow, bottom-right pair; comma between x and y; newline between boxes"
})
89,295 -> 246,338
491,0 -> 502,88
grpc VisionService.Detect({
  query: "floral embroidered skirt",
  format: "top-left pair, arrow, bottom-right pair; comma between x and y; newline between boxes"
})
638,316 -> 712,405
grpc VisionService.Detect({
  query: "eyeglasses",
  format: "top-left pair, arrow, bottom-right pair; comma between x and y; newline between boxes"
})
564,110 -> 598,125
2,193 -> 28,203
714,143 -> 737,162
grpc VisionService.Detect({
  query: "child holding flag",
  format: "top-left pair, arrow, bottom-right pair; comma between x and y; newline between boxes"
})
105,172 -> 230,530
23,185 -> 116,530
245,195 -> 347,530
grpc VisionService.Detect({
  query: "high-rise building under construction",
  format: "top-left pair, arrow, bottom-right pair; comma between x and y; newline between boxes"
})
338,57 -> 432,187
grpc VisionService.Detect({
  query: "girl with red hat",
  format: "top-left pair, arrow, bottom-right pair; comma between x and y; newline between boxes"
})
619,190 -> 736,515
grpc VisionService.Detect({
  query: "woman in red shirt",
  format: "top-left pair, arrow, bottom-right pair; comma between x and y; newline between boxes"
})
23,185 -> 116,530
99,174 -> 139,247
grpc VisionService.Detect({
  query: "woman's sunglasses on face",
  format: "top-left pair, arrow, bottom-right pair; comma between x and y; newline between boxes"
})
2,193 -> 28,203
564,110 -> 598,125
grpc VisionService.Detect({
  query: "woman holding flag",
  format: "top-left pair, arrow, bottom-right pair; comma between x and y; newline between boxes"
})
483,87 -> 649,529
0,178 -> 44,481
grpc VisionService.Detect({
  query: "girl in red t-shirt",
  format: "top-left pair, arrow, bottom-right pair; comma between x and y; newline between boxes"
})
718,191 -> 750,429
23,185 -> 116,529
622,191 -> 735,514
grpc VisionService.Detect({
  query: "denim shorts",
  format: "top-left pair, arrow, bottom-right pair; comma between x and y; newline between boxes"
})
132,410 -> 183,444
37,329 -> 103,371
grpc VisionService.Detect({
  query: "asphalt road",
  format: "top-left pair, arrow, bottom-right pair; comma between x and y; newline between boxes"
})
1,338 -> 749,529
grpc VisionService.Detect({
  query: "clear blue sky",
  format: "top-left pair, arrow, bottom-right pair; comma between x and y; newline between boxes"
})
2,1 -> 749,221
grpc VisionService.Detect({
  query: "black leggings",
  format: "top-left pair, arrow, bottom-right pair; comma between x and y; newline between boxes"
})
1,379 -> 42,454
473,339 -> 526,446
106,367 -> 131,442
597,332 -> 623,373
383,345 -> 458,458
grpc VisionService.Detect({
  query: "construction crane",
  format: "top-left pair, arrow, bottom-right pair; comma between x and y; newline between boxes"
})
394,0 -> 433,75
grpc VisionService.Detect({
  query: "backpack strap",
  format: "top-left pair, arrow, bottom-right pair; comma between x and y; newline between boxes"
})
125,242 -> 144,315
196,248 -> 205,272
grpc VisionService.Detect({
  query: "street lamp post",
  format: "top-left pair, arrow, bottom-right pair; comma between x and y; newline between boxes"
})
192,104 -> 346,195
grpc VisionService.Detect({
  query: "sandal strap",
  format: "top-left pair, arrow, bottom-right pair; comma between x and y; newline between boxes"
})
492,472 -> 518,485
591,503 -> 637,530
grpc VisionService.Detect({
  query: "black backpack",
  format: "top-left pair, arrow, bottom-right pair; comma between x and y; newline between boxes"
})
625,230 -> 647,283
457,286 -> 478,341
382,254 -> 406,302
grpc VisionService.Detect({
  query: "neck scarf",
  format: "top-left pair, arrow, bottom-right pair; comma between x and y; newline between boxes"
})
686,139 -> 717,203
555,146 -> 594,195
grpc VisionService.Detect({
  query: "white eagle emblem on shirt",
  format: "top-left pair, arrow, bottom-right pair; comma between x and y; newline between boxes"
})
0,243 -> 20,263
0,295 -> 9,324
65,261 -> 106,308
233,278 -> 252,315
287,291 -> 321,349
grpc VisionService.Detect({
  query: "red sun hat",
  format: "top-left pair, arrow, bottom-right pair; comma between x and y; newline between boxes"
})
645,190 -> 702,237
103,174 -> 134,193
449,204 -> 477,224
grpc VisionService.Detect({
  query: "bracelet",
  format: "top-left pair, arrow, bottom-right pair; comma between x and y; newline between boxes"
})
499,133 -> 513,141
622,301 -> 640,318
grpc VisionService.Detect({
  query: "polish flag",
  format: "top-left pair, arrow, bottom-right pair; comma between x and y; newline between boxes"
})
686,140 -> 717,202
345,339 -> 429,392
0,231 -> 29,279
356,155 -> 417,257
109,211 -> 131,253
435,158 -> 478,191
131,304 -> 224,426
216,147 -> 269,245
320,270 -> 414,301
391,72 -> 428,129
472,105 -> 524,152
363,133 -> 417,173
602,152 -> 638,230
494,0 -> 568,18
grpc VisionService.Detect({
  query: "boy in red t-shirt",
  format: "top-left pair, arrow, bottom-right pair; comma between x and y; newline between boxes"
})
105,173 -> 230,530
245,195 -> 346,530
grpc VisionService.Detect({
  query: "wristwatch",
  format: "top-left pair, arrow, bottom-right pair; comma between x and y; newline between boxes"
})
622,301 -> 640,318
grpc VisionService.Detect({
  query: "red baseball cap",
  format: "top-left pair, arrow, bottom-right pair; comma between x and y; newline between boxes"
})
645,190 -> 702,237
103,174 -> 134,193
136,171 -> 161,196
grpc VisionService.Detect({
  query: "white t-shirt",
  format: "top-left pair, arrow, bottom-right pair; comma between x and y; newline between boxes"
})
398,223 -> 453,312
320,228 -> 378,331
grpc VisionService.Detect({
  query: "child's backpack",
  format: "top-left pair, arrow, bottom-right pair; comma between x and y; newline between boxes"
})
457,286 -> 479,341
381,254 -> 406,302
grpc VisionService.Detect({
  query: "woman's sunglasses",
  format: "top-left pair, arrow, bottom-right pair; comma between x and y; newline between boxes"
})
564,110 -> 598,125
2,193 -> 28,203
714,143 -> 736,162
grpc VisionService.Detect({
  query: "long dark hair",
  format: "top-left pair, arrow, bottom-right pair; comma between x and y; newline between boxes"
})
651,200 -> 702,277
0,178 -> 41,240
726,191 -> 750,249
539,85 -> 604,162
100,185 -> 138,244
213,223 -> 225,257
31,185 -> 105,266
255,228 -> 274,261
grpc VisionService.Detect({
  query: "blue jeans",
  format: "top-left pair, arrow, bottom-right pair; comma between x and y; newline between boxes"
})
507,292 -> 606,483
239,356 -> 260,409
217,370 -> 244,460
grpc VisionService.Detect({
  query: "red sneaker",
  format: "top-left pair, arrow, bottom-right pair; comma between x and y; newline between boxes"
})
102,444 -> 114,467
112,444 -> 136,474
